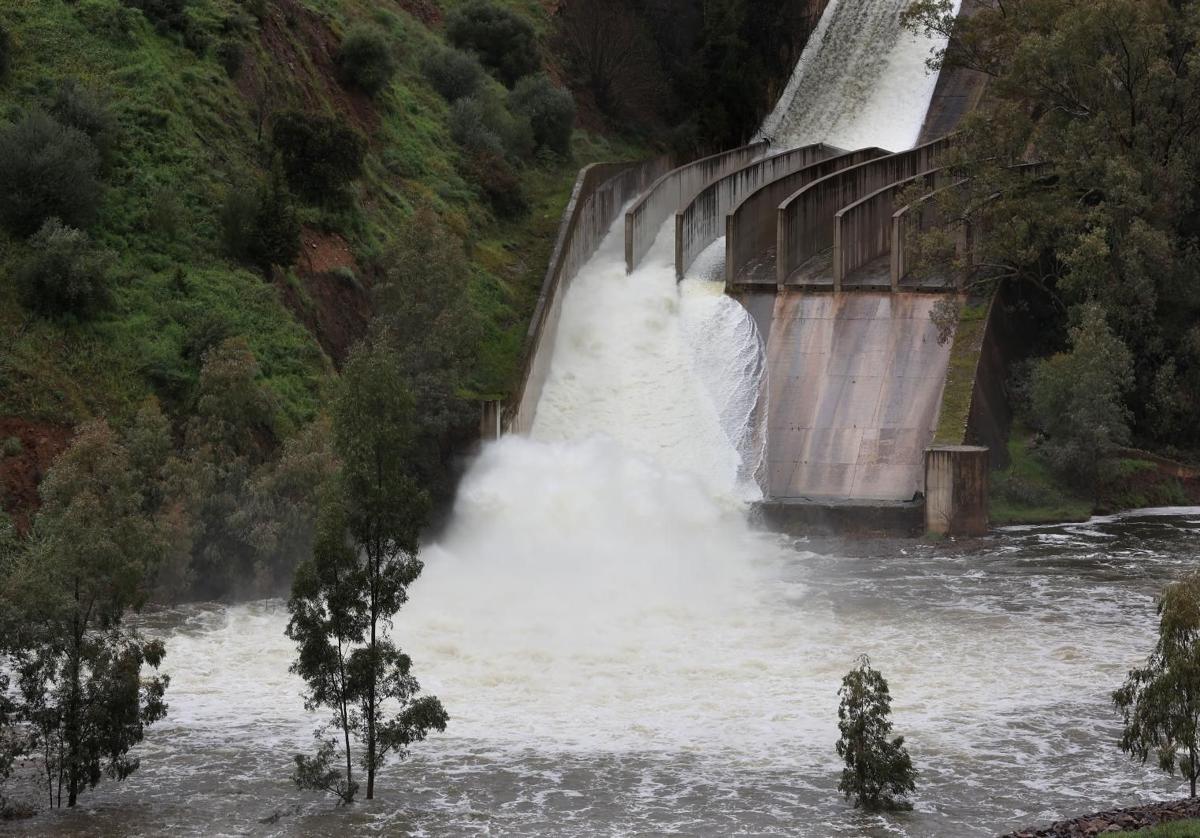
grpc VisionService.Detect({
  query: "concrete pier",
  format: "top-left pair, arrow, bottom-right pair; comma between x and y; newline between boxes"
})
924,445 -> 989,536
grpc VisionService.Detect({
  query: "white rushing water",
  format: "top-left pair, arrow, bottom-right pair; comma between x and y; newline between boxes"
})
758,0 -> 960,150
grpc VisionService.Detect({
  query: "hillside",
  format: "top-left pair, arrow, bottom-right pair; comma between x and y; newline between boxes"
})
0,0 -> 644,527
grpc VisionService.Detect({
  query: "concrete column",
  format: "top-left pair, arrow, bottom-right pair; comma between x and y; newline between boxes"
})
924,445 -> 989,536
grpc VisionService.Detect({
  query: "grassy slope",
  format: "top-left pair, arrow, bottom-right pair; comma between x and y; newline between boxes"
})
1121,821 -> 1200,837
989,425 -> 1093,525
933,300 -> 986,445
0,0 -> 645,434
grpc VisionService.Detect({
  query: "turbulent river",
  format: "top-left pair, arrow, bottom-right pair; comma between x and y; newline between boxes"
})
9,1 -> 1194,836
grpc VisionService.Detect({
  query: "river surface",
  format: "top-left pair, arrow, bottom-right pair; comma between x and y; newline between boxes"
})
6,510 -> 1199,837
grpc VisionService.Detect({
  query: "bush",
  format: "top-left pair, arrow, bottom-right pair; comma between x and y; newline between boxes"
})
0,112 -> 101,235
0,25 -> 11,81
17,219 -> 112,318
421,47 -> 486,102
122,0 -> 190,35
220,173 -> 301,273
216,39 -> 244,76
270,110 -> 366,203
336,24 -> 395,96
465,149 -> 527,219
50,79 -> 117,163
449,94 -> 534,161
445,0 -> 540,87
2,437 -> 22,458
509,74 -> 575,156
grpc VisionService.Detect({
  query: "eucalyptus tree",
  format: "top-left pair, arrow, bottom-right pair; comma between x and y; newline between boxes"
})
835,656 -> 917,812
7,419 -> 169,808
288,334 -> 447,803
1114,573 -> 1200,797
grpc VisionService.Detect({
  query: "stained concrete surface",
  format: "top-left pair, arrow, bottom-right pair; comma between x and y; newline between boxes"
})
761,292 -> 957,501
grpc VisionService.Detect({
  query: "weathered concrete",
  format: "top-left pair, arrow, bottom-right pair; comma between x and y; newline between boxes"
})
726,147 -> 888,292
924,445 -> 989,536
962,296 -> 1014,467
756,497 -> 924,537
674,143 -> 837,280
776,136 -> 953,288
508,157 -> 672,434
624,143 -> 767,274
762,292 -> 957,501
890,180 -> 967,287
916,0 -> 989,144
832,168 -> 947,290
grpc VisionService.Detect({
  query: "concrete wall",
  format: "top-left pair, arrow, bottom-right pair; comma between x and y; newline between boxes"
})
674,143 -> 836,280
776,136 -> 953,287
726,148 -> 887,290
924,445 -> 989,536
890,180 -> 965,286
624,143 -> 767,273
832,169 -> 947,290
507,157 -> 673,434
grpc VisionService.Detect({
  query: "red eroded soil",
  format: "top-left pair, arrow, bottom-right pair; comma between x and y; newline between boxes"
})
0,418 -> 72,532
278,228 -> 373,365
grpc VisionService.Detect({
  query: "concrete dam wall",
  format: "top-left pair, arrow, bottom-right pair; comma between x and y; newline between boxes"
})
673,143 -> 839,280
761,292 -> 956,501
624,143 -> 767,273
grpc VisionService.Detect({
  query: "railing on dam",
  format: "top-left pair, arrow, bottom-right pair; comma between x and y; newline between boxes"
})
832,168 -> 951,290
624,142 -> 767,274
673,143 -> 838,280
505,157 -> 672,435
776,136 -> 954,288
724,147 -> 889,292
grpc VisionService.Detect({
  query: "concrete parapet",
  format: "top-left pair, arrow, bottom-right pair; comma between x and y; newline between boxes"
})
776,136 -> 954,289
832,168 -> 948,291
507,157 -> 673,434
725,148 -> 888,292
674,143 -> 837,280
924,445 -> 989,536
625,143 -> 767,274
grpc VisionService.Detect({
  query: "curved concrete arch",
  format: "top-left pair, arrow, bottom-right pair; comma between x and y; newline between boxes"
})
624,142 -> 768,273
724,147 -> 889,291
673,143 -> 838,281
832,168 -> 950,290
775,136 -> 954,288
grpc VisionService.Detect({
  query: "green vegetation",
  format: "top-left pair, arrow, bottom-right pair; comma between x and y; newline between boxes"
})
989,427 -> 1093,525
835,655 -> 917,812
335,24 -> 396,96
446,0 -> 540,88
1120,821 -> 1200,837
933,301 -> 987,445
1115,573 -> 1200,797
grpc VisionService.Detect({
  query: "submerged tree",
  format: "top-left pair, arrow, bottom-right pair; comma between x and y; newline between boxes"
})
6,420 -> 169,808
288,334 -> 447,803
1114,573 -> 1200,797
835,655 -> 917,811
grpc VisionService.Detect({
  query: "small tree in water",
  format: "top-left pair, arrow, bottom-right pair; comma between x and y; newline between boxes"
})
287,333 -> 448,804
835,655 -> 917,811
1114,573 -> 1200,797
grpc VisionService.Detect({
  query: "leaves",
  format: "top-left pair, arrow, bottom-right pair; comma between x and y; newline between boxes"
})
835,656 -> 917,812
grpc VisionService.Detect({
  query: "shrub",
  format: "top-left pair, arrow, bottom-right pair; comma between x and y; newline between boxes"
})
216,39 -> 244,76
17,218 -> 112,318
122,0 -> 190,35
50,79 -> 117,163
220,173 -> 301,273
445,0 -> 540,87
0,112 -> 101,235
2,437 -> 22,458
0,25 -> 11,81
336,24 -> 395,96
270,110 -> 366,203
421,47 -> 486,102
449,94 -> 534,161
465,149 -> 527,219
509,74 -> 575,156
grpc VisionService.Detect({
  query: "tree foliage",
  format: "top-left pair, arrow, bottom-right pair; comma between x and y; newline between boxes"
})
1114,573 -> 1200,797
0,112 -> 101,235
421,46 -> 487,102
270,110 -> 366,205
4,420 -> 169,808
509,74 -> 575,156
219,171 -> 301,273
336,24 -> 396,96
446,0 -> 540,87
288,334 -> 447,804
835,656 -> 917,812
17,218 -> 112,319
903,0 -> 1200,451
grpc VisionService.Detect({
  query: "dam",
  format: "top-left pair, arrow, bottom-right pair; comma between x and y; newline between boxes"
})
499,0 -> 981,532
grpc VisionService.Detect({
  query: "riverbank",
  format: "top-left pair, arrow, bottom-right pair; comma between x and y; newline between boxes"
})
1001,798 -> 1200,837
